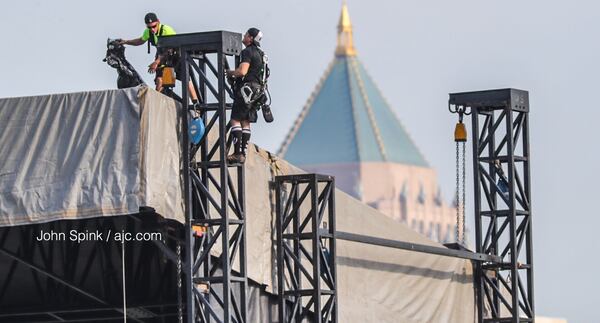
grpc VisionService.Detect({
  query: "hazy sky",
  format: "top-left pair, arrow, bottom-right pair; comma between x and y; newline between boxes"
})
1,0 -> 597,321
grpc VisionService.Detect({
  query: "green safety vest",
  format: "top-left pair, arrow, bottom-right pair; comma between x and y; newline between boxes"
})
141,23 -> 176,47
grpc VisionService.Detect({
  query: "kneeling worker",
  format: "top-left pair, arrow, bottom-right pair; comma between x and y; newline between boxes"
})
226,27 -> 270,164
119,12 -> 199,104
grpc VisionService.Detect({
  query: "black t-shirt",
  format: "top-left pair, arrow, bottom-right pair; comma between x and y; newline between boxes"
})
239,44 -> 263,84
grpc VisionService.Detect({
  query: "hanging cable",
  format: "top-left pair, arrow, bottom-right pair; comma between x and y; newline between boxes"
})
121,238 -> 127,322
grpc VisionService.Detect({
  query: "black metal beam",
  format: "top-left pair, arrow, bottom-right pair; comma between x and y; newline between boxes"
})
336,231 -> 502,263
0,303 -> 179,320
0,243 -> 112,308
158,31 -> 242,55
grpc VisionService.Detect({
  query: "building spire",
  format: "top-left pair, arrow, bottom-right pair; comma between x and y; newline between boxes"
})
336,1 -> 356,56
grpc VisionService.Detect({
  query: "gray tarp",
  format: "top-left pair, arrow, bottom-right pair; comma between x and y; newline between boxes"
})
0,87 -> 184,226
0,88 -> 474,322
240,148 -> 475,323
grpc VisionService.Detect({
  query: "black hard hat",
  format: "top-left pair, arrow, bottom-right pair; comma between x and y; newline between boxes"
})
247,27 -> 263,45
247,28 -> 261,38
144,13 -> 158,24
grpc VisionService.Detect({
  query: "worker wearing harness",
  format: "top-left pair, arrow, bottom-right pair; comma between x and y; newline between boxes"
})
119,13 -> 199,103
226,27 -> 271,164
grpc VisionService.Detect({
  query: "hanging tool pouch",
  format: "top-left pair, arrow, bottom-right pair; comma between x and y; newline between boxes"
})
162,67 -> 176,87
158,47 -> 180,87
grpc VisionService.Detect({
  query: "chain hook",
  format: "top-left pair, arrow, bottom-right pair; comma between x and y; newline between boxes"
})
451,104 -> 469,245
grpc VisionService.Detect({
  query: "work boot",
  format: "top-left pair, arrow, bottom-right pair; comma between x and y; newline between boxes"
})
227,153 -> 246,164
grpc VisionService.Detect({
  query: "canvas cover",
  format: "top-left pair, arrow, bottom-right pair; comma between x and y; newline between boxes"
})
237,148 -> 475,323
0,86 -> 184,226
0,88 -> 474,322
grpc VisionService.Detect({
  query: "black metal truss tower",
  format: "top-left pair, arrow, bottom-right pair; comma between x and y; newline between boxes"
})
275,174 -> 338,323
449,89 -> 534,323
160,31 -> 248,323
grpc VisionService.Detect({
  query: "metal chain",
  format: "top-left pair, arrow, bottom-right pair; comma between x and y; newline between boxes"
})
455,142 -> 460,243
177,242 -> 183,323
455,141 -> 467,245
461,142 -> 466,245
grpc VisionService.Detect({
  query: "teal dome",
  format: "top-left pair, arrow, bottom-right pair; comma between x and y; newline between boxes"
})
279,55 -> 428,168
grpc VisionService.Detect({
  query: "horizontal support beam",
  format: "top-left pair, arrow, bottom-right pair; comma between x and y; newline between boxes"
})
449,88 -> 529,111
158,31 -> 242,55
483,318 -> 533,323
480,210 -> 529,217
192,219 -> 244,226
193,276 -> 246,284
282,230 -> 332,240
0,247 -> 146,323
336,231 -> 502,263
0,247 -> 111,307
479,156 -> 528,163
0,303 -> 178,318
191,103 -> 233,111
275,174 -> 334,183
283,289 -> 335,296
195,161 -> 240,169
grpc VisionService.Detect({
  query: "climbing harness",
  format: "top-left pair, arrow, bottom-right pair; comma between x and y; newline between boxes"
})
449,104 -> 470,245
148,24 -> 166,54
238,45 -> 273,123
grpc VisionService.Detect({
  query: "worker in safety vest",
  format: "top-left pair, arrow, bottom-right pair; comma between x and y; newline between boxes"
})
120,13 -> 199,104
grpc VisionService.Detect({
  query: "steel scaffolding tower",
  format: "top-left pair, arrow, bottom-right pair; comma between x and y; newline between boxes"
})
449,89 -> 534,323
275,174 -> 338,323
159,31 -> 248,323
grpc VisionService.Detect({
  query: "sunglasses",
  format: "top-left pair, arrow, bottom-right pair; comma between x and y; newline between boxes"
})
147,24 -> 158,29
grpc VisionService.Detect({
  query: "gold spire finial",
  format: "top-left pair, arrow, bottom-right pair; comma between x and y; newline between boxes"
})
336,1 -> 356,56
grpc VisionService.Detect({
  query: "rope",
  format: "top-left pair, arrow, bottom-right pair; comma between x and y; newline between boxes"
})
121,239 -> 127,322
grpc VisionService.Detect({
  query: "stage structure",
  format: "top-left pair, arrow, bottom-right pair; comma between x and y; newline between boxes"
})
276,174 -> 338,323
0,37 -> 536,322
449,89 -> 535,323
159,31 -> 248,323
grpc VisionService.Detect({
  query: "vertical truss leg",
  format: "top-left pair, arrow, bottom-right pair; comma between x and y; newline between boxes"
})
276,174 -> 337,323
450,89 -> 534,323
164,32 -> 247,323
